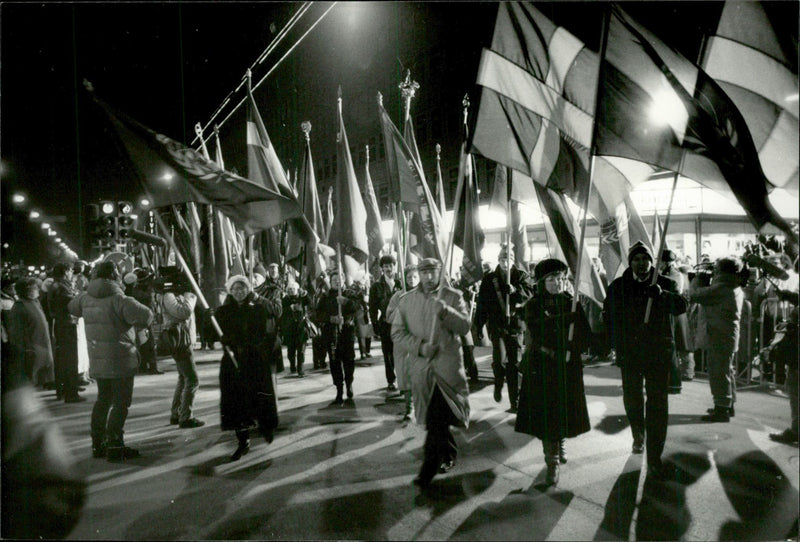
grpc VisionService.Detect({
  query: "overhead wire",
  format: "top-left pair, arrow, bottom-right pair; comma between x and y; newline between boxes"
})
192,1 -> 336,148
191,1 -> 311,146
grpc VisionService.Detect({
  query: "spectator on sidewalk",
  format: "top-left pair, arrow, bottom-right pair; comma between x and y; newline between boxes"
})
47,263 -> 84,403
765,305 -> 798,446
68,262 -> 153,461
689,257 -> 745,423
7,277 -> 55,390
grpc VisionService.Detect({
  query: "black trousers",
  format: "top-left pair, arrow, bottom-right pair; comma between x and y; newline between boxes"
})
312,336 -> 331,368
53,322 -> 79,396
461,337 -> 478,381
329,327 -> 355,390
92,377 -> 134,448
286,337 -> 306,373
419,385 -> 458,483
379,330 -> 396,385
490,331 -> 521,405
620,353 -> 670,467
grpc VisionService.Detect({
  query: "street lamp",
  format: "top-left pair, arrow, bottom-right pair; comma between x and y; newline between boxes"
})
12,193 -> 26,205
29,210 -> 40,219
41,223 -> 50,230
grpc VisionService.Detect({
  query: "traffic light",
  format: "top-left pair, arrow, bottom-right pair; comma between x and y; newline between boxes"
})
117,201 -> 135,240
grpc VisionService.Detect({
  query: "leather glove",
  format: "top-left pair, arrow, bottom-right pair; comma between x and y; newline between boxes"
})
646,284 -> 662,298
419,341 -> 438,358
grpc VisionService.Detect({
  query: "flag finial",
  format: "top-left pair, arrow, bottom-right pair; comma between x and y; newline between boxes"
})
213,124 -> 220,136
194,122 -> 204,138
82,79 -> 94,92
377,92 -> 383,107
365,144 -> 370,162
301,121 -> 312,141
436,143 -> 441,159
399,70 -> 419,102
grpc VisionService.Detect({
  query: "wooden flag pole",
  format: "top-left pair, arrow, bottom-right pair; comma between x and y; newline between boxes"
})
644,172 -> 679,323
506,167 -> 513,325
152,209 -> 238,369
566,155 -> 598,362
392,203 -> 406,292
336,243 -> 344,333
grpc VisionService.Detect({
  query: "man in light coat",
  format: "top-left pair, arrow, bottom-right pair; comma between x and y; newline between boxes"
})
391,258 -> 471,489
68,262 -> 153,461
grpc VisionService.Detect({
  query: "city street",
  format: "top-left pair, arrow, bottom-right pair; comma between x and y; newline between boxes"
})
45,346 -> 799,541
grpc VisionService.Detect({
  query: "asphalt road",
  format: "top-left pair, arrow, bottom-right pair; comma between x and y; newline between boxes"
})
39,345 -> 799,540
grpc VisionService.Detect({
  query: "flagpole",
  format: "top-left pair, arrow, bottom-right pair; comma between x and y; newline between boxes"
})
392,203 -> 406,291
427,96 -> 469,347
336,243 -> 344,333
644,172 -> 679,323
565,3 -> 611,361
506,167 -> 512,325
152,209 -> 238,369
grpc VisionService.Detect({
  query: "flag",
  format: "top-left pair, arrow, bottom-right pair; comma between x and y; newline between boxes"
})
286,124 -> 328,280
435,145 -> 447,215
534,183 -> 606,306
328,92 -> 369,284
597,195 -> 652,282
452,151 -> 485,284
323,185 -> 334,244
246,84 -> 317,244
378,99 -> 446,261
651,207 -> 663,252
702,1 -> 798,196
91,91 -> 302,237
595,5 -> 797,241
363,148 -> 384,271
473,2 -> 653,212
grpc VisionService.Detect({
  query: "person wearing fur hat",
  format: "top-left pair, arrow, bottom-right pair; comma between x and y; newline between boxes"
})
603,241 -> 688,480
515,258 -> 592,486
215,274 -> 282,461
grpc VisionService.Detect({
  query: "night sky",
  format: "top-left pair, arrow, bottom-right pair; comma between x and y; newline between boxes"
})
1,2 -> 796,266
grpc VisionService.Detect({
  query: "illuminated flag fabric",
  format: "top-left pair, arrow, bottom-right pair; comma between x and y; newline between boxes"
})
473,2 -> 652,212
246,85 -> 316,244
597,195 -> 652,282
363,153 -> 385,270
452,151 -> 485,284
91,92 -> 301,237
378,101 -> 446,261
328,96 -> 369,283
596,5 -> 796,241
701,1 -> 798,196
378,101 -> 426,206
534,183 -> 606,306
323,185 -> 334,244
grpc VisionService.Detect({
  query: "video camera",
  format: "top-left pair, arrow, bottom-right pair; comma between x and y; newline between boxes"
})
152,266 -> 191,295
687,262 -> 715,287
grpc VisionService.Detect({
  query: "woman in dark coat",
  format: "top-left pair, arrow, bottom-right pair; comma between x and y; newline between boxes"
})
215,275 -> 282,461
515,259 -> 591,486
6,277 -> 55,388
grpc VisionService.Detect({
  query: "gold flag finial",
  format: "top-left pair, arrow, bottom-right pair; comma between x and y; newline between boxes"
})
82,79 -> 94,92
301,121 -> 312,142
399,69 -> 419,102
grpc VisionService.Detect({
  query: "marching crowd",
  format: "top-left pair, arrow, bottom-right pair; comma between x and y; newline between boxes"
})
1,239 -> 798,536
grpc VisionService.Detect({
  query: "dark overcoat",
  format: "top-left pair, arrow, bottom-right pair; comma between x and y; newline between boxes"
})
515,290 -> 591,440
216,292 -> 281,432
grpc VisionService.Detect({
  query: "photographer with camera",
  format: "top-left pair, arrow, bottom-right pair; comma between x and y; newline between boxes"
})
124,270 -> 163,375
690,257 -> 745,423
157,269 -> 204,429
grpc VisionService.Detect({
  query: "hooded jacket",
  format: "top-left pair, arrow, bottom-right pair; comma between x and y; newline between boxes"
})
689,273 -> 744,352
603,267 -> 688,361
68,278 -> 153,379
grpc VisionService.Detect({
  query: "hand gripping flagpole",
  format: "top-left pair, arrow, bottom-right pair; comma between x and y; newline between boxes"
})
426,95 -> 469,349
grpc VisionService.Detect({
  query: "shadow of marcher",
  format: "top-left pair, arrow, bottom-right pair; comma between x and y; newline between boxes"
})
594,414 -> 631,435
449,479 -> 573,541
635,452 -> 711,541
593,455 -> 642,540
716,450 -> 800,541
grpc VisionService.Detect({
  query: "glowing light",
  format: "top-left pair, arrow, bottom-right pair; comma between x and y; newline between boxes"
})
161,172 -> 174,181
29,211 -> 40,219
2,243 -> 8,249
101,201 -> 115,215
12,194 -> 26,204
48,230 -> 57,236
55,237 -> 61,242
41,223 -> 50,230
140,198 -> 151,208
648,89 -> 688,134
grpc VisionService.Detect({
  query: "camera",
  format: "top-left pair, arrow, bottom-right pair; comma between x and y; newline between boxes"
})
152,266 -> 190,294
688,263 -> 714,287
